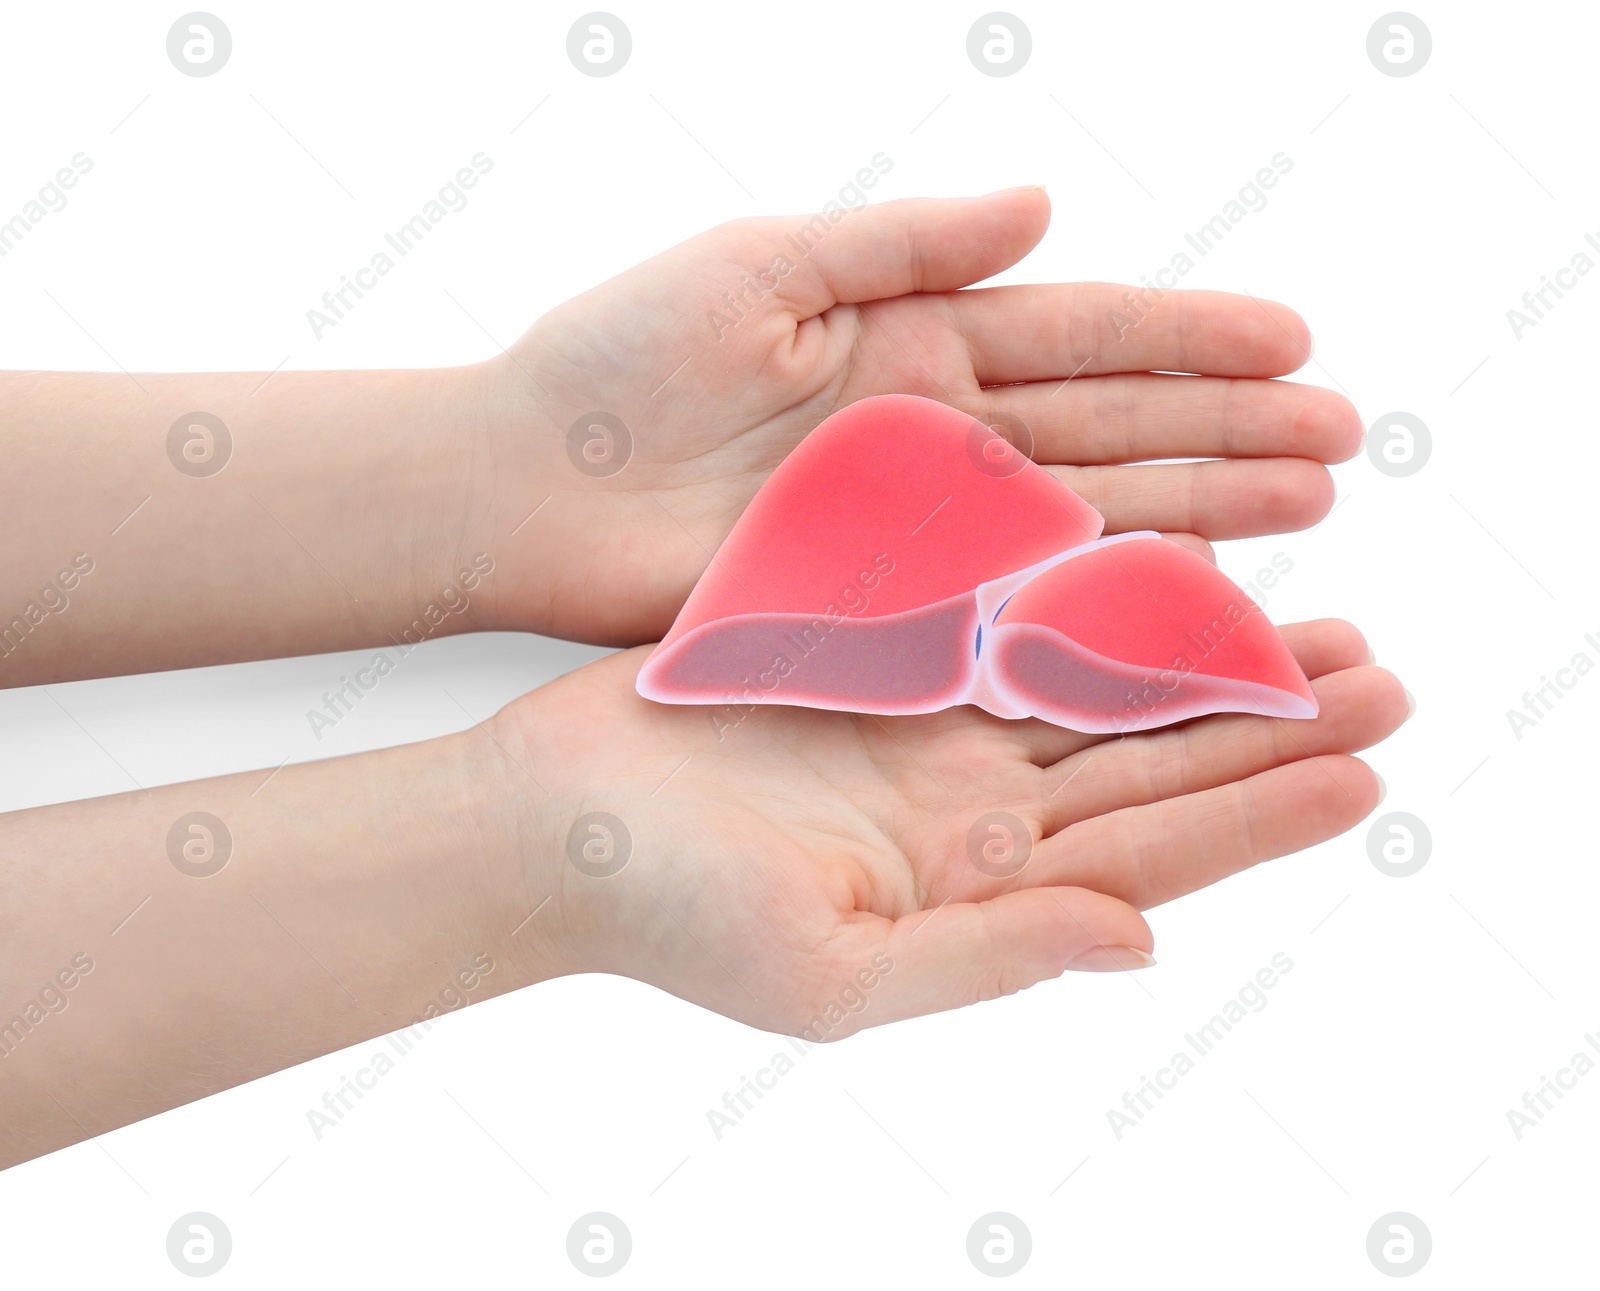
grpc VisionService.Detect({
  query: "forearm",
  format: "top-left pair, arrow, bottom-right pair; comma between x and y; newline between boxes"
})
0,364 -> 500,685
0,718 -> 555,1169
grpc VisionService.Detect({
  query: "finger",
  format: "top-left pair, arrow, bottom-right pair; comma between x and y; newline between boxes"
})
1277,618 -> 1374,678
1050,458 -> 1336,538
817,886 -> 1153,1038
1039,665 -> 1408,835
976,374 -> 1363,466
762,188 -> 1052,318
1036,754 -> 1381,910
1161,532 -> 1215,563
948,284 -> 1312,383
1006,618 -> 1372,767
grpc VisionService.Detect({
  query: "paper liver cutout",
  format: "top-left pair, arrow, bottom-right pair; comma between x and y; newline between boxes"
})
636,394 -> 1316,733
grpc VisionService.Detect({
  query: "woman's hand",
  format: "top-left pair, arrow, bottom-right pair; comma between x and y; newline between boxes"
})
0,188 -> 1361,687
0,612 -> 1404,1167
478,187 -> 1363,644
496,617 -> 1405,1035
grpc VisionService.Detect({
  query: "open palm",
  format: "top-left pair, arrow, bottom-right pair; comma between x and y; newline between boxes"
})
504,618 -> 1405,1032
481,189 -> 1362,644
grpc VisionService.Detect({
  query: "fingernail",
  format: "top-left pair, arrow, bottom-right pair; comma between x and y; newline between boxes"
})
1308,334 -> 1317,359
1366,647 -> 1377,665
1068,944 -> 1156,972
1403,689 -> 1417,719
991,184 -> 1045,195
1374,774 -> 1388,805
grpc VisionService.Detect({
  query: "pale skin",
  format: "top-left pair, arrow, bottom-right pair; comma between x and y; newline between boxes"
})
0,189 -> 1408,1168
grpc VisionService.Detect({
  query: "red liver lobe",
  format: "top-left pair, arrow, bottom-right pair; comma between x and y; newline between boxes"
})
988,536 -> 1316,732
637,393 -> 1104,707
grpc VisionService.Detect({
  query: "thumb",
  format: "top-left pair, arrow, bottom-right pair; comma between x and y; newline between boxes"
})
814,886 -> 1153,1039
728,188 -> 1051,319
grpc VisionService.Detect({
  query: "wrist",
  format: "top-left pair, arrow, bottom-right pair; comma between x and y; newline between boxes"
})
478,663 -> 654,985
370,361 -> 507,641
463,347 -> 570,636
446,711 -> 577,993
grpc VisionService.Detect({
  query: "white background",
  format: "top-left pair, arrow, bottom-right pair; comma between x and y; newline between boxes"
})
1,0 -> 1595,1284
